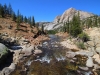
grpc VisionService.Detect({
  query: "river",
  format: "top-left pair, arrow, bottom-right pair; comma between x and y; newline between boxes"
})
11,35 -> 94,75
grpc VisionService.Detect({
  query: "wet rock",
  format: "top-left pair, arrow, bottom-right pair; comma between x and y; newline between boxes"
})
0,63 -> 16,75
0,67 -> 14,75
13,50 -> 21,63
22,45 -> 34,56
66,52 -> 76,58
79,66 -> 89,71
8,63 -> 16,70
86,57 -> 94,67
75,50 -> 93,57
34,49 -> 42,55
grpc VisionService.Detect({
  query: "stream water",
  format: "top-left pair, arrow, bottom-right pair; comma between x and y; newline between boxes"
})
11,35 -> 94,75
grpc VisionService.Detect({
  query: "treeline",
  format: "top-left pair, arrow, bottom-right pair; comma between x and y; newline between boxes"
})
62,12 -> 100,37
0,3 -> 35,28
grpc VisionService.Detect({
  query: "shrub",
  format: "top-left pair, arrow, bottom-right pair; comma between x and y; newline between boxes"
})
78,32 -> 90,42
47,30 -> 58,34
77,42 -> 85,49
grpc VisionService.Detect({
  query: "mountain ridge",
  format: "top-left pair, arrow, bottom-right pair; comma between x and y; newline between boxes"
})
44,7 -> 95,30
53,7 -> 94,23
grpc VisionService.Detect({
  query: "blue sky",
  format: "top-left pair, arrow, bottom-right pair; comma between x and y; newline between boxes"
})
0,0 -> 100,22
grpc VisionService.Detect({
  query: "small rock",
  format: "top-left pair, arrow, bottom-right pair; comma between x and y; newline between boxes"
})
93,64 -> 100,70
34,49 -> 42,54
8,63 -> 16,70
86,57 -> 94,67
66,52 -> 76,58
79,66 -> 89,71
93,54 -> 100,64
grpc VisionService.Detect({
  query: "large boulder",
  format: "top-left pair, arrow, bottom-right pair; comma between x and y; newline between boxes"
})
0,43 -> 9,64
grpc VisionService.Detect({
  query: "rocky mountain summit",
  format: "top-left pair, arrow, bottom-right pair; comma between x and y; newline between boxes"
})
44,7 -> 94,30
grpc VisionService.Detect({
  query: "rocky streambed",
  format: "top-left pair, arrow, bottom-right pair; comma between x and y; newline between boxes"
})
0,35 -> 100,75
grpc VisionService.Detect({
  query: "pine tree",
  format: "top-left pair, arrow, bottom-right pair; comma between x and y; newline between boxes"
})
35,22 -> 39,30
18,14 -> 23,23
66,17 -> 70,33
11,11 -> 16,21
28,16 -> 32,27
41,24 -> 44,32
8,3 -> 12,16
93,15 -> 98,27
86,18 -> 92,28
0,4 -> 4,17
3,3 -> 8,16
31,16 -> 35,27
16,10 -> 20,29
24,16 -> 27,23
70,13 -> 82,37
63,22 -> 67,32
98,16 -> 100,27
21,15 -> 23,22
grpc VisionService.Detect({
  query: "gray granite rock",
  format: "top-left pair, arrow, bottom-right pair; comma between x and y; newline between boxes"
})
86,57 -> 94,67
0,43 -> 9,63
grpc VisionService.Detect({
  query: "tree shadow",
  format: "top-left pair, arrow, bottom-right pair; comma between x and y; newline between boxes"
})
0,52 -> 14,70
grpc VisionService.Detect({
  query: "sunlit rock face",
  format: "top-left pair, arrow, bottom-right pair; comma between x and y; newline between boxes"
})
55,7 -> 94,23
44,7 -> 94,30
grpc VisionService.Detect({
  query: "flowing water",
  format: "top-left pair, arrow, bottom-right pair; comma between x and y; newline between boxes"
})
11,35 -> 94,75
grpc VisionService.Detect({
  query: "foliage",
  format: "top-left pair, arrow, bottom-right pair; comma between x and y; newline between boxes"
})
16,10 -> 20,29
11,11 -> 16,21
62,22 -> 67,32
70,13 -> 82,37
47,30 -> 58,34
77,42 -> 85,49
61,12 -> 82,37
0,3 -> 37,29
31,16 -> 35,27
0,4 -> 4,17
78,32 -> 90,42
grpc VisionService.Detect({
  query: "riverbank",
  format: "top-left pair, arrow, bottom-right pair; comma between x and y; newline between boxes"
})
1,30 -> 100,75
0,34 -> 49,75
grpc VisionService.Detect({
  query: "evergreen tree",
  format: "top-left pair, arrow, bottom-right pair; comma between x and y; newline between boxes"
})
63,22 -> 67,32
86,18 -> 92,28
3,3 -> 8,16
41,24 -> 44,32
66,17 -> 70,33
0,4 -> 4,17
11,11 -> 16,21
28,16 -> 31,26
35,22 -> 39,30
16,10 -> 20,29
70,13 -> 82,37
21,15 -> 23,22
93,15 -> 98,27
8,3 -> 12,15
18,14 -> 23,23
24,16 -> 27,23
98,16 -> 100,27
31,16 -> 35,27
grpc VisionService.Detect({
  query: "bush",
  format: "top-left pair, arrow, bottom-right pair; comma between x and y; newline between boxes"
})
77,42 -> 85,49
78,32 -> 90,42
47,30 -> 58,34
